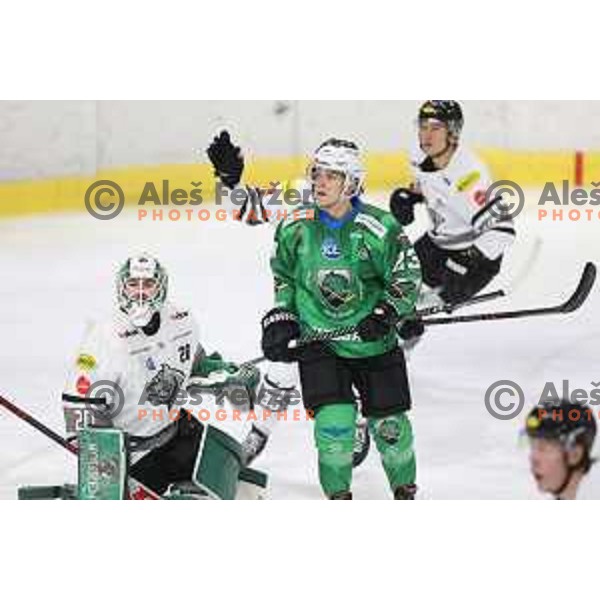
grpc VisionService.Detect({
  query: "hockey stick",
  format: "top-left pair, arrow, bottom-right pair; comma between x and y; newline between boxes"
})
0,393 -> 160,500
421,261 -> 596,326
248,262 -> 595,365
295,289 -> 506,344
245,289 -> 505,366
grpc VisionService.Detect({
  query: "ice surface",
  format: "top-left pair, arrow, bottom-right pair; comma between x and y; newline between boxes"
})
1,192 -> 598,499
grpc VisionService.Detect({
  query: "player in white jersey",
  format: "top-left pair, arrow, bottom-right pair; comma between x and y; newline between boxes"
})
524,399 -> 598,500
62,253 -> 262,497
390,100 -> 516,306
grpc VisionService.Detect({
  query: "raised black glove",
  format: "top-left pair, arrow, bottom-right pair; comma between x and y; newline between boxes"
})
389,187 -> 425,226
206,130 -> 244,189
261,308 -> 301,363
358,303 -> 398,342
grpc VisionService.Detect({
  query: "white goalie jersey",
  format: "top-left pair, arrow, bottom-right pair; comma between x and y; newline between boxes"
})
412,145 -> 516,260
62,303 -> 200,447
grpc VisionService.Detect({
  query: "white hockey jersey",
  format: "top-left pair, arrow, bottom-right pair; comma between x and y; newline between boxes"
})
62,303 -> 200,450
411,145 -> 516,260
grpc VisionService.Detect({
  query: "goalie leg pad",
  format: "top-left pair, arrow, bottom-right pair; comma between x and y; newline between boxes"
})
369,413 -> 416,491
235,467 -> 269,500
78,428 -> 128,500
314,404 -> 356,497
18,485 -> 77,500
192,424 -> 243,500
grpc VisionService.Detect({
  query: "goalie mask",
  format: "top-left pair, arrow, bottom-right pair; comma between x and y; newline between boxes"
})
308,138 -> 365,201
116,254 -> 168,327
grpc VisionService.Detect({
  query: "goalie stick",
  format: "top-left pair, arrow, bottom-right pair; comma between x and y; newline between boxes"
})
0,394 -> 160,500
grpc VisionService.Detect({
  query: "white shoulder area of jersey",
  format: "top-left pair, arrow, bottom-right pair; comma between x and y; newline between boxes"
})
163,302 -> 193,323
77,312 -> 121,356
163,302 -> 200,333
110,308 -> 143,341
447,145 -> 492,192
354,210 -> 387,239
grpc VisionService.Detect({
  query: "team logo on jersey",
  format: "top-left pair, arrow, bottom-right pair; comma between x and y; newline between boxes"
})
76,353 -> 97,372
321,237 -> 341,260
145,356 -> 157,371
317,269 -> 354,310
141,364 -> 186,409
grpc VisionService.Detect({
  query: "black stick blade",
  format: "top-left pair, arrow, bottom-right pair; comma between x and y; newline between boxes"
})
560,262 -> 597,313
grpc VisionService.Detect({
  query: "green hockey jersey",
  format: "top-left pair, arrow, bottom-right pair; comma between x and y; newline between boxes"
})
270,197 -> 422,358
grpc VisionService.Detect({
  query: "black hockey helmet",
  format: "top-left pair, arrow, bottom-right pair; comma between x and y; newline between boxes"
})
418,100 -> 464,138
525,398 -> 597,454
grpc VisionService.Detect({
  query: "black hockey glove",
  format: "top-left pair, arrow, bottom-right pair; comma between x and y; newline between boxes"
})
358,302 -> 398,342
397,318 -> 425,341
389,187 -> 425,226
206,130 -> 244,189
440,246 -> 497,305
261,308 -> 301,363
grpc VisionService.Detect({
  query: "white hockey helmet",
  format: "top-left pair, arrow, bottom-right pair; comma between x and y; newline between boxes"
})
308,138 -> 366,198
116,253 -> 168,327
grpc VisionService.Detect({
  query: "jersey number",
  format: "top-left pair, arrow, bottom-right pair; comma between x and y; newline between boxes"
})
178,343 -> 191,363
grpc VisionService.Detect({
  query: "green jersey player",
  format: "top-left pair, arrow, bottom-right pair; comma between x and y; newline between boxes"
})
260,138 -> 423,499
